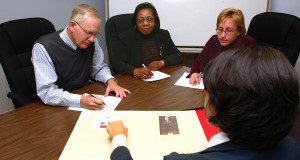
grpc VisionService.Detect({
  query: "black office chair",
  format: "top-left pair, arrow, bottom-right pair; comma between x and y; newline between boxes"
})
247,12 -> 300,66
0,18 -> 55,109
105,14 -> 133,72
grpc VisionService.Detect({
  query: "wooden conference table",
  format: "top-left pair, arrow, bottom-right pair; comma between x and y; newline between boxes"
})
0,65 -> 206,160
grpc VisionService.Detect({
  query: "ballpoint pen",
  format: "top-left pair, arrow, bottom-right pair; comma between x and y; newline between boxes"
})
142,64 -> 148,69
141,64 -> 153,78
88,93 -> 106,105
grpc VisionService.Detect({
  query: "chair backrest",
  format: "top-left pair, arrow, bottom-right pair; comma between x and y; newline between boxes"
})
105,14 -> 133,72
0,18 -> 55,108
247,12 -> 300,66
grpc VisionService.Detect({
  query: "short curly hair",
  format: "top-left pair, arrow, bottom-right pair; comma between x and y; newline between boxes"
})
203,46 -> 299,149
132,2 -> 160,32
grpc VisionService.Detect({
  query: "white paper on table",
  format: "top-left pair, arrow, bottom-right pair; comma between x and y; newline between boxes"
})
142,71 -> 170,82
68,95 -> 122,112
174,72 -> 204,89
59,111 -> 208,160
91,112 -> 123,131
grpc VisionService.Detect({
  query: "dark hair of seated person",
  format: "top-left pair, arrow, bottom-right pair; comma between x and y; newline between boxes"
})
132,2 -> 160,32
203,46 -> 299,149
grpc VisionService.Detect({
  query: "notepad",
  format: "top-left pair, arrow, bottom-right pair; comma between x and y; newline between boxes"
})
68,95 -> 122,112
142,71 -> 170,82
174,72 -> 204,89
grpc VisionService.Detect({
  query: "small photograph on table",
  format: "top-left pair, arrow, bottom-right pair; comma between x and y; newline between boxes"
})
159,116 -> 179,135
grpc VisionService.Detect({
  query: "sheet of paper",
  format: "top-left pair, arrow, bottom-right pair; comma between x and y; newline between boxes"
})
68,95 -> 121,112
59,111 -> 208,160
142,71 -> 170,82
174,72 -> 204,89
91,112 -> 123,131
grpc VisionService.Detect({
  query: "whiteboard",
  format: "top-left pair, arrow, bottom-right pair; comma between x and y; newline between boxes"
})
108,0 -> 268,47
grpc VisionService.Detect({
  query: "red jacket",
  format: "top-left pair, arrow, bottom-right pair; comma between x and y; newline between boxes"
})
188,35 -> 256,76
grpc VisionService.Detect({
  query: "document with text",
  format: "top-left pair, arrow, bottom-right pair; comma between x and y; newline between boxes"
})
174,72 -> 204,89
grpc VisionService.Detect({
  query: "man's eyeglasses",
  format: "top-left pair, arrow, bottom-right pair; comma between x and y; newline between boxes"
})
137,17 -> 154,24
216,27 -> 237,35
75,21 -> 100,37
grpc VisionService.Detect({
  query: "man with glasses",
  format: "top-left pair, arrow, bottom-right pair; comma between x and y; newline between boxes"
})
32,4 -> 130,110
188,8 -> 256,86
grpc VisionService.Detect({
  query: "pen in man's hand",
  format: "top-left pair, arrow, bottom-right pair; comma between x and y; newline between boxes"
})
88,93 -> 106,105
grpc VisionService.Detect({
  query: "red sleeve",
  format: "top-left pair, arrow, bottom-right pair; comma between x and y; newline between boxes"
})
188,35 -> 256,77
188,35 -> 217,77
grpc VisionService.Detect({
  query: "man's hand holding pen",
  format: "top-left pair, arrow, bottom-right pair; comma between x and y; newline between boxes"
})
189,72 -> 203,86
80,93 -> 105,110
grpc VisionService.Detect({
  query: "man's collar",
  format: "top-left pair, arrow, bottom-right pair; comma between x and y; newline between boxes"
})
59,27 -> 78,50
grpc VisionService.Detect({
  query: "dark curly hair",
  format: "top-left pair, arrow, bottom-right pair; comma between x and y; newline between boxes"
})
132,2 -> 160,32
203,46 -> 299,149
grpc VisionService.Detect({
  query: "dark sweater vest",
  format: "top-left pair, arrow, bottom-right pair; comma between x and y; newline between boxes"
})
37,30 -> 94,91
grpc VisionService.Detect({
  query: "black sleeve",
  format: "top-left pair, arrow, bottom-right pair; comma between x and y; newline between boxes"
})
160,30 -> 183,66
111,146 -> 133,160
164,151 -> 211,160
110,39 -> 135,75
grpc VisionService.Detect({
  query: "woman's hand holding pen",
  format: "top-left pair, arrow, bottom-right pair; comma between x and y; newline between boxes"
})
189,72 -> 203,86
80,93 -> 105,110
133,67 -> 153,79
147,60 -> 165,71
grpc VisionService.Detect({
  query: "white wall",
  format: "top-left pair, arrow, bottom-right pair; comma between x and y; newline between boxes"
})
0,0 -> 107,114
270,0 -> 300,79
108,0 -> 268,47
271,0 -> 300,17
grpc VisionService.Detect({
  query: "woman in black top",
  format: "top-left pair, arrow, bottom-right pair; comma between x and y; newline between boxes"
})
110,2 -> 182,79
